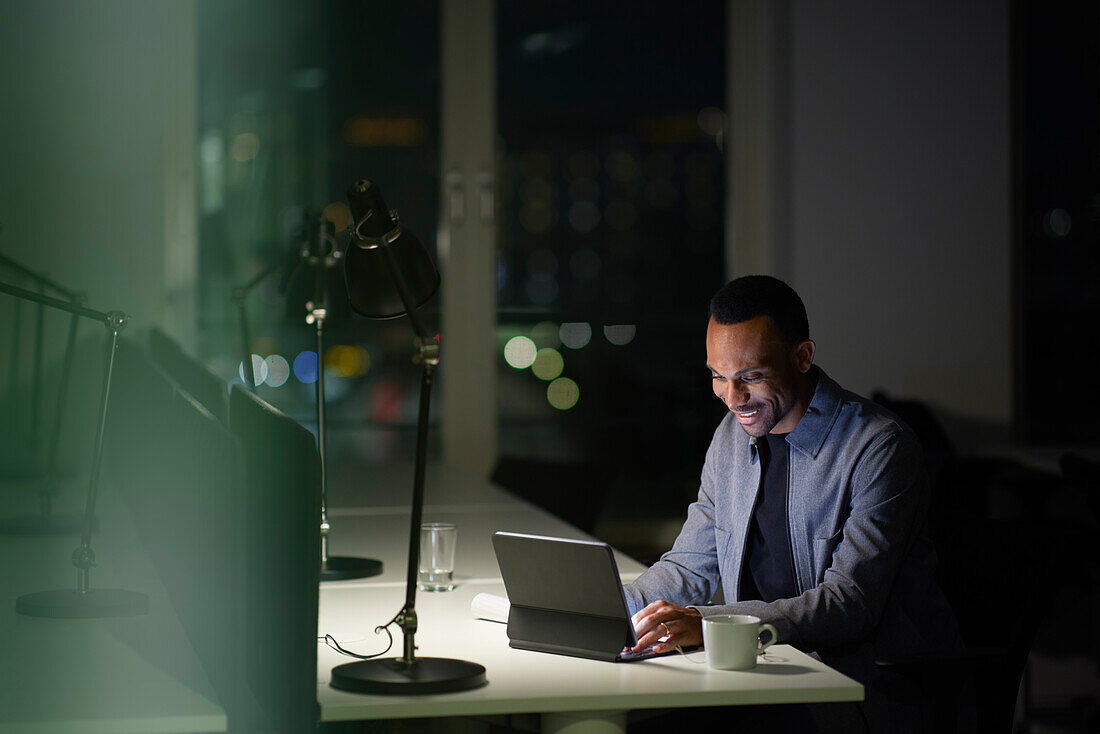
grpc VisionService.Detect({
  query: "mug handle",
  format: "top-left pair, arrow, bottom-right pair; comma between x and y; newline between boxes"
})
757,623 -> 778,655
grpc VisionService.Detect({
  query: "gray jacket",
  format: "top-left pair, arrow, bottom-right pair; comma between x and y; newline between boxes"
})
624,367 -> 960,663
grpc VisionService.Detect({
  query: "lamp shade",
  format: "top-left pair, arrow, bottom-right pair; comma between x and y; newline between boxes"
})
343,179 -> 440,319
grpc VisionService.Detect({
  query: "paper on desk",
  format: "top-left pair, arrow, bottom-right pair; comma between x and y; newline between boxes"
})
471,592 -> 509,623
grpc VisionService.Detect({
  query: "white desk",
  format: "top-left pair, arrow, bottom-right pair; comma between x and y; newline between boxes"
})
317,464 -> 864,732
317,582 -> 862,732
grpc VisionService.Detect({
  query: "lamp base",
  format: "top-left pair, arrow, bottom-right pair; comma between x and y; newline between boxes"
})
330,656 -> 486,695
16,588 -> 149,618
322,555 -> 383,581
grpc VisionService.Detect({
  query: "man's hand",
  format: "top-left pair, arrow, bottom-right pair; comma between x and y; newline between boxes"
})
631,600 -> 703,654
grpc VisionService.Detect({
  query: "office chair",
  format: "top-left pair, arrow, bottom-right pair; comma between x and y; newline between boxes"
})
111,340 -> 321,733
105,341 -> 244,724
1013,453 -> 1100,731
874,450 -> 1057,734
229,385 -> 321,734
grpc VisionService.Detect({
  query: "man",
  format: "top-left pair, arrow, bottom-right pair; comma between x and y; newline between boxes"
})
623,275 -> 960,731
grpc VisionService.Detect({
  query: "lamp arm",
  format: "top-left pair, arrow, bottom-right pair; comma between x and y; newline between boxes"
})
0,279 -> 112,324
398,358 -> 435,664
234,258 -> 285,299
0,253 -> 79,300
79,312 -> 126,549
67,310 -> 126,596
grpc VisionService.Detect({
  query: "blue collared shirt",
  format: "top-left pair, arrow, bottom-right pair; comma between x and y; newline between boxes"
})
624,367 -> 959,659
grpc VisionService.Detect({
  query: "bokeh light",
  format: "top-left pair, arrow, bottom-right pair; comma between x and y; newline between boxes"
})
697,106 -> 727,137
603,324 -> 637,346
325,344 -> 370,378
547,377 -> 580,410
531,348 -> 564,381
342,117 -> 426,146
265,354 -> 290,387
229,132 -> 260,162
559,322 -> 592,349
1044,208 -> 1072,238
200,134 -> 223,164
370,379 -> 404,422
239,354 -> 268,386
322,201 -> 352,232
293,351 -> 318,384
504,336 -> 538,369
531,321 -> 561,348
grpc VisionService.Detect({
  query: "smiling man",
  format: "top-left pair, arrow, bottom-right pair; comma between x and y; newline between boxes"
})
623,275 -> 960,732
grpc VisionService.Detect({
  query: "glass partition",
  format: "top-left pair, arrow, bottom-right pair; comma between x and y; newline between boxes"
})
495,2 -> 728,521
196,0 -> 442,464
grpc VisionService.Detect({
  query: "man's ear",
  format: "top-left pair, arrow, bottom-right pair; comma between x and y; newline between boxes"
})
793,339 -> 816,374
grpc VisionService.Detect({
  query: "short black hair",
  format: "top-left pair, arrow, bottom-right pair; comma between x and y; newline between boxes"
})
709,275 -> 809,345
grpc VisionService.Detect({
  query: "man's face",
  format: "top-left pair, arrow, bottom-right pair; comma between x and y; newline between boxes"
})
705,315 -> 815,437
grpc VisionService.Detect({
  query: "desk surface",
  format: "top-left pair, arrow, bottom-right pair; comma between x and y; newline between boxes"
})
317,463 -> 863,724
318,582 -> 862,722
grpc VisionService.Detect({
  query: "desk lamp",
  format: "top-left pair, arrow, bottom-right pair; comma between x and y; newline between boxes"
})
328,179 -> 486,694
233,213 -> 383,581
0,279 -> 147,617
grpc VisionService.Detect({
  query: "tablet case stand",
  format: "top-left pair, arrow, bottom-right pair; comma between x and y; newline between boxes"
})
492,532 -> 639,662
507,606 -> 631,661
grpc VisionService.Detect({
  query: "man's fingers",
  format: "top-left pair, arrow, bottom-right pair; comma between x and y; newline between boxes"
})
634,614 -> 669,642
630,600 -> 705,651
632,600 -> 667,626
632,614 -> 675,651
634,629 -> 665,652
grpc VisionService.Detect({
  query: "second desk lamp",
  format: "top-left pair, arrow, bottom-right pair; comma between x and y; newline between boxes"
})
328,179 -> 486,694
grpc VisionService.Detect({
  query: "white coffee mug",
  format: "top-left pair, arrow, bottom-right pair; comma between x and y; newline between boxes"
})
701,614 -> 777,670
